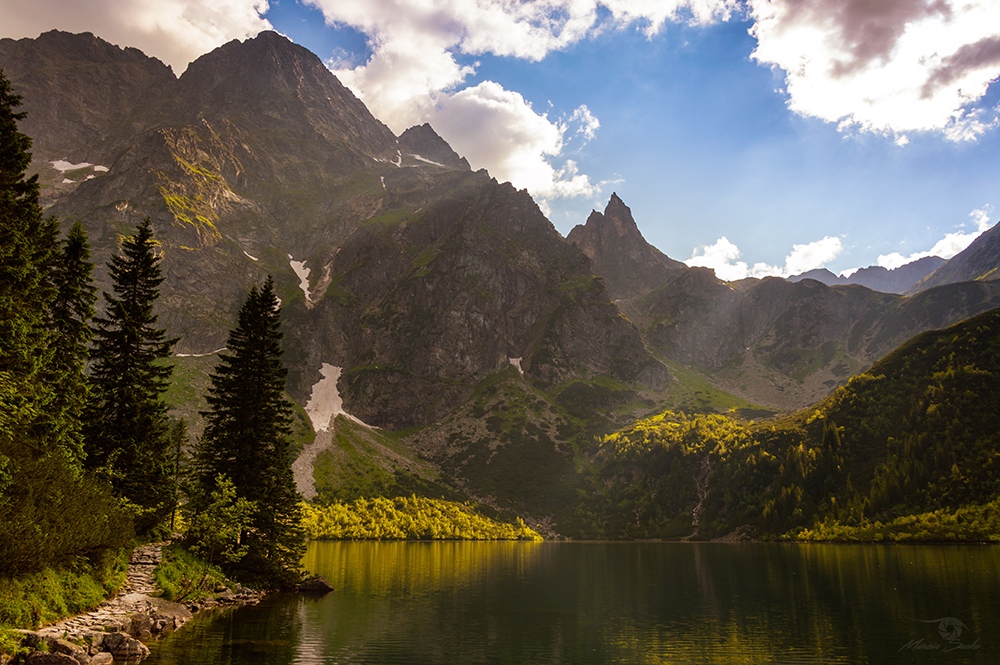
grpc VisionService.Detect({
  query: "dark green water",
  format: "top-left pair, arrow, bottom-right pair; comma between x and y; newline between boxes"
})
146,541 -> 999,664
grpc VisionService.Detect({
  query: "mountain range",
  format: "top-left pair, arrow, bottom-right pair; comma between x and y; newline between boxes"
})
3,29 -> 1000,530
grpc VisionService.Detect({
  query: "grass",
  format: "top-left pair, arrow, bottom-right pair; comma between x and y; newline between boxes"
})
0,549 -> 127,630
660,359 -> 769,417
153,544 -> 232,602
312,416 -> 451,504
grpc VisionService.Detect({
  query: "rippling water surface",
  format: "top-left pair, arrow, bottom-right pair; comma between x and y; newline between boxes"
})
146,541 -> 1000,664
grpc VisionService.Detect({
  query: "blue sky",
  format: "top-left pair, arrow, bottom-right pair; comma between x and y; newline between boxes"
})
4,0 -> 1000,278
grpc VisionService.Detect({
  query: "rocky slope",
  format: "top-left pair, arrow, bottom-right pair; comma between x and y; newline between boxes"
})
0,30 -> 665,433
576,194 -> 1000,409
566,193 -> 685,300
910,219 -> 1000,293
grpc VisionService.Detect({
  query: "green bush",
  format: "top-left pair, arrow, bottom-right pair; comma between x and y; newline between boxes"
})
153,544 -> 231,602
302,496 -> 542,541
0,454 -> 134,577
0,551 -> 126,629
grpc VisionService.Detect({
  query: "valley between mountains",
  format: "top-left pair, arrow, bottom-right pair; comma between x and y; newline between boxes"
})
3,29 -> 1000,540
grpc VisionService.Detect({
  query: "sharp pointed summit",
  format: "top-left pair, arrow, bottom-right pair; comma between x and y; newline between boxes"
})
566,192 -> 684,300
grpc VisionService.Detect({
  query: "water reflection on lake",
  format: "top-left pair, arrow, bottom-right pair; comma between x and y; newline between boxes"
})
146,541 -> 1000,664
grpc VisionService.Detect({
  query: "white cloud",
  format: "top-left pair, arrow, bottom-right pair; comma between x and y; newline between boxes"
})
685,236 -> 749,281
878,205 -> 995,269
0,0 -> 272,73
747,0 -> 1000,141
686,235 -> 843,280
430,82 -> 600,200
309,0 -> 736,204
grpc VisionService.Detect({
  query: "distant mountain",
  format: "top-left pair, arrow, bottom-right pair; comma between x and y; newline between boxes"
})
578,193 -> 1000,409
787,256 -> 945,294
0,30 -> 665,433
566,193 -> 685,300
910,220 -> 1000,293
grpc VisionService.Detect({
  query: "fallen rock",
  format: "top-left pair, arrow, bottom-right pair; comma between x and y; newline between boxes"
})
89,654 -> 114,665
48,638 -> 90,664
215,589 -> 237,604
103,633 -> 150,661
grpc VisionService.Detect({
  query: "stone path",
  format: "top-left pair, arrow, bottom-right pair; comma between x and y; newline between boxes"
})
36,543 -> 168,642
18,541 -> 264,663
121,543 -> 164,596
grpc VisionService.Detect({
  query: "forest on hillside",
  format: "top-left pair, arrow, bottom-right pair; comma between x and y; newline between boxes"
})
579,308 -> 1000,541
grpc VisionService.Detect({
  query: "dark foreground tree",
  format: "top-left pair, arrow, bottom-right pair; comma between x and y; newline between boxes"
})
86,217 -> 177,534
193,277 -> 304,587
46,221 -> 98,463
0,70 -> 131,576
0,69 -> 57,453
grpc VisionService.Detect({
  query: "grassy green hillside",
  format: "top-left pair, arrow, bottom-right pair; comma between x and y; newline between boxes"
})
579,307 -> 1000,541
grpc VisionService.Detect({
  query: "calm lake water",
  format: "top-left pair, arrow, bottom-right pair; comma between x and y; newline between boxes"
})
145,541 -> 999,664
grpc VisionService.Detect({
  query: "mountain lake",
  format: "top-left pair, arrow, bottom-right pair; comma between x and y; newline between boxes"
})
144,540 -> 999,664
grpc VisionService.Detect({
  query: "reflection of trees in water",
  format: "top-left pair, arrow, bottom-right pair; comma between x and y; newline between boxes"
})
148,542 -> 1000,665
303,540 -> 544,597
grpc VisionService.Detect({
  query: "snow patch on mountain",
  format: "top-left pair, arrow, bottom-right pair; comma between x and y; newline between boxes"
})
304,363 -> 367,432
288,254 -> 312,305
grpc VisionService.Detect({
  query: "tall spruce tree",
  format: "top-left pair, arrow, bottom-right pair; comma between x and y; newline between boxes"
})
0,69 -> 57,451
0,70 -> 132,575
86,217 -> 177,534
195,276 -> 304,587
46,221 -> 97,463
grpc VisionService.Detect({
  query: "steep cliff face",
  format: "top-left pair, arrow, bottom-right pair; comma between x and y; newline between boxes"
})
566,193 -> 685,300
2,30 -> 666,432
310,174 -> 667,427
0,30 -> 175,206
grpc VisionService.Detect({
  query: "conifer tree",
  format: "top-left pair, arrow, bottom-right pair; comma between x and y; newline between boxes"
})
86,217 -> 177,534
46,221 -> 97,463
194,276 -> 304,586
0,70 -> 132,574
0,69 -> 57,450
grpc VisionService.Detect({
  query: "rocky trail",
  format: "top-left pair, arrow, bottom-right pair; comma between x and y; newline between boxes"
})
13,542 -> 262,664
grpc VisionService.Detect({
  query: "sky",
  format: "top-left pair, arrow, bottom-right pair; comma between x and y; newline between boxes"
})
2,0 -> 1000,279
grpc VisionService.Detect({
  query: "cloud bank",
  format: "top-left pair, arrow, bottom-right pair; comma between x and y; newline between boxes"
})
309,0 -> 737,203
685,235 -> 844,281
877,206 -> 995,269
747,0 -> 1000,142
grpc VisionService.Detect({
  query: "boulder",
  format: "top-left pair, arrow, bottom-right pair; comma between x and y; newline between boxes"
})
89,654 -> 114,665
47,639 -> 90,664
102,633 -> 149,661
298,576 -> 334,594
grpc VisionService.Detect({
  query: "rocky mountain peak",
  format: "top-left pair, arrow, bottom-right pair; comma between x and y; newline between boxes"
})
398,123 -> 471,170
566,193 -> 684,300
0,30 -> 175,165
175,31 -> 397,159
603,192 -> 640,238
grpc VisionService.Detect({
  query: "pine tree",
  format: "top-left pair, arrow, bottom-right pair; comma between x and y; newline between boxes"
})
0,69 -> 57,450
194,276 -> 304,587
45,221 -> 97,463
86,217 -> 177,534
0,70 -> 132,575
